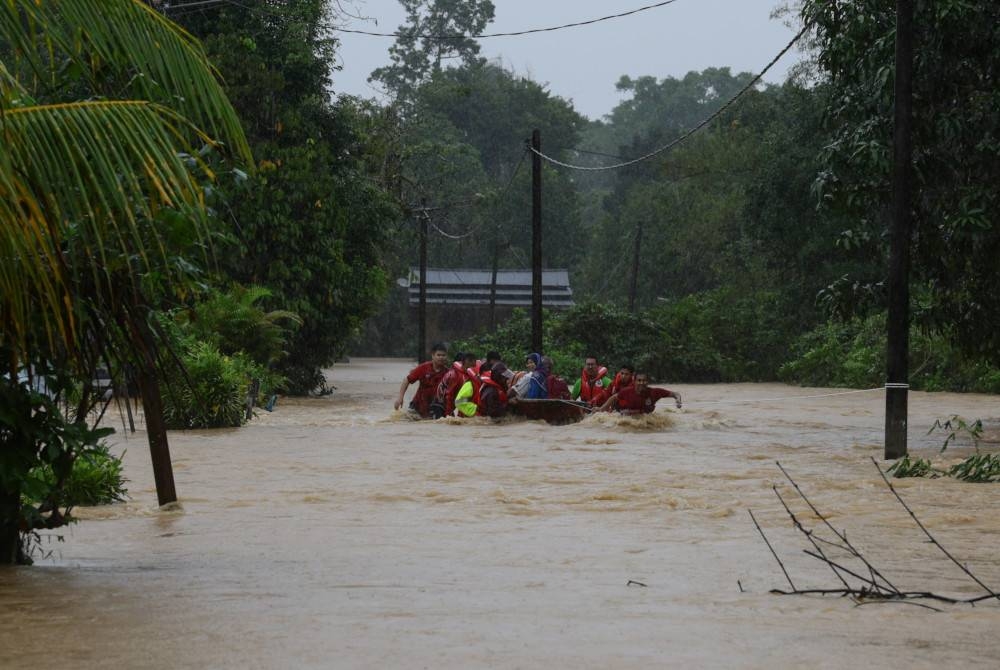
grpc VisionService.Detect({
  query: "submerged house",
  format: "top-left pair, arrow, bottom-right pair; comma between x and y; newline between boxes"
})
406,268 -> 573,348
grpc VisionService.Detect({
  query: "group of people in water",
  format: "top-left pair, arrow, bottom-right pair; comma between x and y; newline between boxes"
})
393,343 -> 682,420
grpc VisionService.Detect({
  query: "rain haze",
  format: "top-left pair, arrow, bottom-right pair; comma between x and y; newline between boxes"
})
331,0 -> 804,120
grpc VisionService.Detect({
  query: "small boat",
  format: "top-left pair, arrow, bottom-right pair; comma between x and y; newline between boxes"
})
511,398 -> 591,425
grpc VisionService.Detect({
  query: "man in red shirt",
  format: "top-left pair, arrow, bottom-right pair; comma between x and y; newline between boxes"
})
608,363 -> 635,396
599,372 -> 682,415
394,343 -> 450,418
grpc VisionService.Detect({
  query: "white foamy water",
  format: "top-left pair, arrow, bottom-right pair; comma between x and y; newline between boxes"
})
1,359 -> 999,668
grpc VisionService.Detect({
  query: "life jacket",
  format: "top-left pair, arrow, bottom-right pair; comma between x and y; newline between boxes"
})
578,366 -> 609,402
455,376 -> 483,417
476,375 -> 508,413
610,371 -> 634,395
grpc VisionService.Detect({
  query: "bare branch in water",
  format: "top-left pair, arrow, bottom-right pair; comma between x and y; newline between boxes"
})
748,509 -> 796,592
871,456 -> 1000,602
777,460 -> 901,596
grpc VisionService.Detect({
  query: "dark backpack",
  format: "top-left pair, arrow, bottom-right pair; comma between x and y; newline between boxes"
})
547,375 -> 571,400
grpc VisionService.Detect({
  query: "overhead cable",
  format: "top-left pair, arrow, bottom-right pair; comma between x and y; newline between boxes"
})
425,149 -> 528,241
528,22 -> 810,172
333,1 -> 682,39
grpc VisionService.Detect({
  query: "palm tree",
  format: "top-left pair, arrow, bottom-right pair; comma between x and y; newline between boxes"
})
0,0 -> 251,563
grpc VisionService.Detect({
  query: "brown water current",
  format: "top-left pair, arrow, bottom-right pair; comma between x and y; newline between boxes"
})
2,359 -> 999,668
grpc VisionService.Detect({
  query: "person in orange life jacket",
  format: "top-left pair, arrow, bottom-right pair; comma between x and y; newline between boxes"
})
394,342 -> 450,418
608,363 -> 635,396
599,372 -> 682,415
571,355 -> 612,406
477,362 -> 510,417
432,352 -> 479,418
543,355 -> 572,400
482,350 -> 514,386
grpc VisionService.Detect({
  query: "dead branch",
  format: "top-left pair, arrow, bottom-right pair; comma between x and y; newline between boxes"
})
748,509 -> 796,591
871,456 -> 1000,603
777,460 -> 901,596
772,485 -> 855,593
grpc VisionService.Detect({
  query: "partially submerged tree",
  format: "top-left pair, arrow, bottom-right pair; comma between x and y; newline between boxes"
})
0,0 -> 249,563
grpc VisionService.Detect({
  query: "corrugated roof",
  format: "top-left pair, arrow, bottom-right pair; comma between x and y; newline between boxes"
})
406,268 -> 573,306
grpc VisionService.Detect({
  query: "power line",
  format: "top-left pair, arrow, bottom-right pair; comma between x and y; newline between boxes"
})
528,22 -> 810,172
425,149 -> 528,241
334,1 -> 682,39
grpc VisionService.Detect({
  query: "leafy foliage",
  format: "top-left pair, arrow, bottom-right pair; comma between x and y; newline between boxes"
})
176,1 -> 398,393
176,285 -> 300,368
800,0 -> 1000,359
27,444 -> 128,508
160,340 -> 263,430
947,454 -> 1000,484
1,0 -> 248,563
886,455 -> 936,479
370,0 -> 496,109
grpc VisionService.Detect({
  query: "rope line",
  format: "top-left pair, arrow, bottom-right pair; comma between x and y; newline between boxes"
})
685,386 -> 889,408
332,1 -> 682,39
528,22 -> 809,172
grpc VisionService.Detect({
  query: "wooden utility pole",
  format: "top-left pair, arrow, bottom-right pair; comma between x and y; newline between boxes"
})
417,202 -> 428,362
531,129 -> 543,353
628,219 -> 644,313
885,0 -> 914,459
489,238 -> 500,331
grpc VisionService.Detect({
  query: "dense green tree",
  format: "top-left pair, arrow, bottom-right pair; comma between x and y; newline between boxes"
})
1,0 -> 248,562
370,0 -> 495,108
799,0 -> 1000,360
174,1 -> 398,392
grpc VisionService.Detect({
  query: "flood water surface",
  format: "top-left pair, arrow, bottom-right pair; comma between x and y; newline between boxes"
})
2,359 -> 999,668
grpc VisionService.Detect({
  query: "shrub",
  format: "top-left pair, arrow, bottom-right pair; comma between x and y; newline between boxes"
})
160,341 -> 267,429
26,443 -> 128,508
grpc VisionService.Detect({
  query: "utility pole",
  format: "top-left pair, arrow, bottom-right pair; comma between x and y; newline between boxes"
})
489,234 -> 500,331
885,0 -> 914,459
417,201 -> 428,363
531,129 -> 543,353
628,219 -> 644,313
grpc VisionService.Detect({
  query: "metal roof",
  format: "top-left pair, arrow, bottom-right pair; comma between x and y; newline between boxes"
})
406,268 -> 573,307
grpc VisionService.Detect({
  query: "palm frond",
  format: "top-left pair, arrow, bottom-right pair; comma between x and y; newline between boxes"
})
0,100 -> 215,356
0,0 -> 250,163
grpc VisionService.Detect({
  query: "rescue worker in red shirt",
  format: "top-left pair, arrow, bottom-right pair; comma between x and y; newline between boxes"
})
433,352 -> 478,418
608,363 -> 636,396
477,362 -> 510,418
599,372 -> 682,415
571,356 -> 613,407
394,342 -> 451,418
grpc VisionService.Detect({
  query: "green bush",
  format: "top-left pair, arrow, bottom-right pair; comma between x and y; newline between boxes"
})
780,312 -> 1000,392
160,341 -> 267,429
26,443 -> 128,508
176,285 -> 300,367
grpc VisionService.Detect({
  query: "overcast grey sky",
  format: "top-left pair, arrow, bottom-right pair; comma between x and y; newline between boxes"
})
330,0 -> 805,120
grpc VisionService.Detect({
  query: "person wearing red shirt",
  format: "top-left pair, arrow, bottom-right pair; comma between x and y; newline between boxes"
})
599,372 -> 682,415
394,343 -> 450,418
608,363 -> 636,396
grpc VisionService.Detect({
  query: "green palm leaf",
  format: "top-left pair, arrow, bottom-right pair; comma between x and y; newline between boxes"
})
0,0 -> 250,162
0,100 -> 216,354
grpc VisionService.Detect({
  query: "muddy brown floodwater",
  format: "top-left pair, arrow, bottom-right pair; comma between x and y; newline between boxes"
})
2,358 -> 999,668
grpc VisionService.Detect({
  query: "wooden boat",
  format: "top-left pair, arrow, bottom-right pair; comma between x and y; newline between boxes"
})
511,398 -> 591,425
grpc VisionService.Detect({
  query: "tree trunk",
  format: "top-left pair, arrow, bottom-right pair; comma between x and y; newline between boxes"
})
136,363 -> 177,507
0,487 -> 22,565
